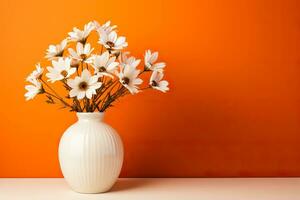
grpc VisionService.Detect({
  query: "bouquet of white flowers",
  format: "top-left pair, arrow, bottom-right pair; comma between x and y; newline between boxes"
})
25,21 -> 169,112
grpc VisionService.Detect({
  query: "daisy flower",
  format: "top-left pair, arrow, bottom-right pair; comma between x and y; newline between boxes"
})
68,42 -> 94,63
117,64 -> 142,94
94,20 -> 117,35
68,21 -> 95,44
46,57 -> 76,83
119,52 -> 141,68
26,63 -> 44,82
99,31 -> 127,52
144,50 -> 166,72
25,79 -> 43,101
91,51 -> 119,77
67,69 -> 102,100
45,39 -> 68,60
149,71 -> 169,93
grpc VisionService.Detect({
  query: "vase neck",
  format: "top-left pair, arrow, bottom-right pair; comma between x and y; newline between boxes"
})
76,112 -> 104,122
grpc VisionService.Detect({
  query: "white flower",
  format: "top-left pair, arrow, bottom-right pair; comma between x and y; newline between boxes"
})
68,42 -> 94,63
94,20 -> 117,35
99,31 -> 127,51
26,63 -> 44,82
67,69 -> 102,100
119,52 -> 140,68
91,51 -> 119,77
45,39 -> 68,60
149,71 -> 169,93
144,50 -> 166,72
116,64 -> 142,94
46,57 -> 76,83
25,79 -> 43,101
68,21 -> 95,43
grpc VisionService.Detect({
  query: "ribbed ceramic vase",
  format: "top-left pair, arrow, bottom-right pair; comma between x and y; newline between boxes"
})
58,112 -> 123,193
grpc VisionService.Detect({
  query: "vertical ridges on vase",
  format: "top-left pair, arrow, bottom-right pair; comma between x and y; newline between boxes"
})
59,119 -> 123,193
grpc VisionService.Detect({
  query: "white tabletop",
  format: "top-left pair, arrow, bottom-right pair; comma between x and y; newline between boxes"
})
0,178 -> 299,200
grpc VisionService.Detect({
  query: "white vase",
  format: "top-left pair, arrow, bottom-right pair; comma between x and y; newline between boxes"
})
58,112 -> 124,193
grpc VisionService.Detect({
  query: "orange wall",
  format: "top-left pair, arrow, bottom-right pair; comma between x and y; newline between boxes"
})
1,0 -> 300,177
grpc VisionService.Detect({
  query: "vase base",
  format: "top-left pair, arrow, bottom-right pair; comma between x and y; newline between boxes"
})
70,186 -> 112,194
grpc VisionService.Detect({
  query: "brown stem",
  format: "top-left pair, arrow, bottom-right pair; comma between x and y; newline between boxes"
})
61,79 -> 71,90
80,61 -> 84,73
94,79 -> 114,103
61,79 -> 82,112
44,91 -> 73,109
138,69 -> 147,76
40,78 -> 72,108
100,86 -> 128,112
97,80 -> 120,110
74,98 -> 82,112
101,82 -> 151,112
40,78 -> 61,98
85,98 -> 90,112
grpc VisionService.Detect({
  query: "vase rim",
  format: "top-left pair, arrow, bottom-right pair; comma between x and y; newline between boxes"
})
76,112 -> 104,121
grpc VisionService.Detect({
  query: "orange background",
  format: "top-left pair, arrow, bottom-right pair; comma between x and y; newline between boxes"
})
1,0 -> 300,177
